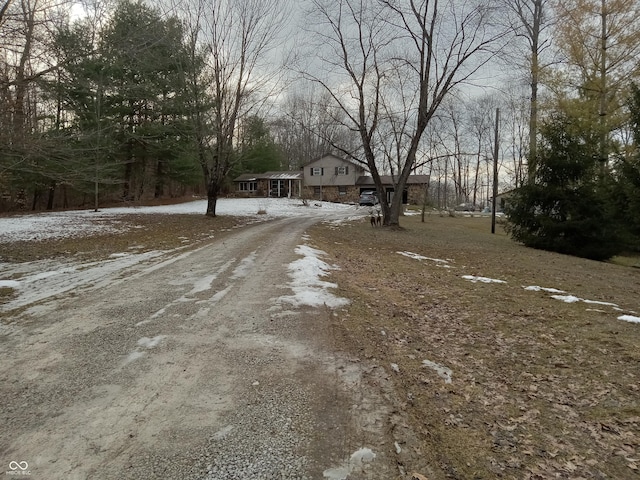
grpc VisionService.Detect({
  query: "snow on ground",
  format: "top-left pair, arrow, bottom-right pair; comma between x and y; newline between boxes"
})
397,251 -> 451,267
422,359 -> 453,384
550,294 -> 619,307
276,245 -> 350,309
523,286 -> 566,293
0,199 -> 363,315
0,250 -> 169,313
394,252 -> 638,325
0,197 -> 362,242
461,275 -> 506,284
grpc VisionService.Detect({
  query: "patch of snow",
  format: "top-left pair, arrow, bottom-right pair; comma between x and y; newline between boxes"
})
390,363 -> 400,373
322,447 -> 377,480
524,286 -> 566,293
551,295 -> 581,303
323,467 -> 350,480
209,285 -> 232,303
137,335 -> 166,349
231,251 -> 257,279
462,275 -> 506,284
397,251 -> 449,264
0,251 -> 166,312
0,280 -> 20,289
124,350 -> 145,364
618,315 -> 640,324
551,294 -> 619,308
0,198 -> 363,243
277,245 -> 349,309
187,274 -> 217,296
583,299 -> 619,307
397,251 -> 428,261
350,448 -> 376,463
422,359 -> 453,383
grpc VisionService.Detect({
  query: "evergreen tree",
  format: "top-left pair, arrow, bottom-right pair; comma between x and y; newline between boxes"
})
505,112 -> 624,260
609,84 -> 640,250
48,0 -> 203,207
236,116 -> 284,174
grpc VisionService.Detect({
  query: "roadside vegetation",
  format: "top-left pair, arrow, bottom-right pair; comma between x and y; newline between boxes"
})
312,213 -> 640,479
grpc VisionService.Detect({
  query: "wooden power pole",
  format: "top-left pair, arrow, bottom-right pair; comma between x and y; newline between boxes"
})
492,108 -> 500,234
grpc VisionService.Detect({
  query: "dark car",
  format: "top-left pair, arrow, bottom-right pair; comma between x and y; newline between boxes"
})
359,191 -> 379,206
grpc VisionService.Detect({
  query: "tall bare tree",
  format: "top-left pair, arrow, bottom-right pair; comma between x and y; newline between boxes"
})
193,0 -> 290,216
0,0 -> 72,199
502,0 -> 555,182
307,0 -> 506,226
271,88 -> 358,169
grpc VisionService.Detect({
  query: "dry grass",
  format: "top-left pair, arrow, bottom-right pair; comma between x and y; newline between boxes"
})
311,212 -> 640,480
2,210 -> 638,478
0,214 -> 243,263
0,214 -> 245,314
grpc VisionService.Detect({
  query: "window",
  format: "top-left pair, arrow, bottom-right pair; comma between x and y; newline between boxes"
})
239,181 -> 257,192
335,166 -> 349,175
338,185 -> 347,195
314,186 -> 321,195
310,167 -> 323,176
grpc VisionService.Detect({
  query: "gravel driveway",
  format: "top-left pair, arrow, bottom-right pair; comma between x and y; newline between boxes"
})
1,216 -> 399,479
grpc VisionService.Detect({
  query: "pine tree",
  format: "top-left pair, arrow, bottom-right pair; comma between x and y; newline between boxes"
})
505,112 -> 624,260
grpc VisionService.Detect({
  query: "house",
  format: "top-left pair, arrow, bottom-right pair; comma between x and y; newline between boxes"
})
233,171 -> 303,198
492,188 -> 516,212
355,174 -> 431,205
302,154 -> 367,203
232,154 -> 430,205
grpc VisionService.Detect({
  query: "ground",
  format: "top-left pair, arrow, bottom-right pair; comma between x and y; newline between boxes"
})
0,200 -> 639,479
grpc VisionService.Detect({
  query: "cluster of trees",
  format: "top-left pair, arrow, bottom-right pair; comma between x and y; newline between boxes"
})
1,0 -> 292,214
505,0 -> 640,259
1,0 -> 204,210
1,0 -> 639,258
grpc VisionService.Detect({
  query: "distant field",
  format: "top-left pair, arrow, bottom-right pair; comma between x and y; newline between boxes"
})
311,212 -> 640,479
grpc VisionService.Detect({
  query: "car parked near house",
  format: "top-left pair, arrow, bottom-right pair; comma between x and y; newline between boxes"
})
359,191 -> 379,206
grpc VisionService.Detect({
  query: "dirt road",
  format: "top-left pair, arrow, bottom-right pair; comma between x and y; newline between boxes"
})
1,216 -> 402,479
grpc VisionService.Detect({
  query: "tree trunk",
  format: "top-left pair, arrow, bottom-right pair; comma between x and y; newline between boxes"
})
206,178 -> 218,216
47,181 -> 55,210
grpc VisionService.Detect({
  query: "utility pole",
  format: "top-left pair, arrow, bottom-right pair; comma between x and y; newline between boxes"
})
492,108 -> 500,234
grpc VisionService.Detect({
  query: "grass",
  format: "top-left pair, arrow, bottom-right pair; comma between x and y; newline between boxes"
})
0,214 -> 242,263
310,212 -> 640,479
1,210 -> 638,478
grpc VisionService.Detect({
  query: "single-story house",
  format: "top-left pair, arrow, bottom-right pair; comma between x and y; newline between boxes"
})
233,171 -> 303,198
492,188 -> 516,212
233,154 -> 430,205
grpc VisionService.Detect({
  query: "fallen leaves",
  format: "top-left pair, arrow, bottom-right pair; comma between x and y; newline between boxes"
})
312,215 -> 640,479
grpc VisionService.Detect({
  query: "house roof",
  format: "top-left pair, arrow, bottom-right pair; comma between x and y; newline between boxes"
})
356,175 -> 430,186
233,171 -> 303,182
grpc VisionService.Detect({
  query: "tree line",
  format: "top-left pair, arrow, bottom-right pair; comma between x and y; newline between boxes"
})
1,0 -> 639,258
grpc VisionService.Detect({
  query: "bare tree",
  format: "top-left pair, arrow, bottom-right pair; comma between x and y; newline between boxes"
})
306,0 -> 506,226
193,0 -> 290,216
501,83 -> 529,188
271,88 -> 358,169
501,0 -> 555,182
466,94 -> 499,206
0,0 -> 72,186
